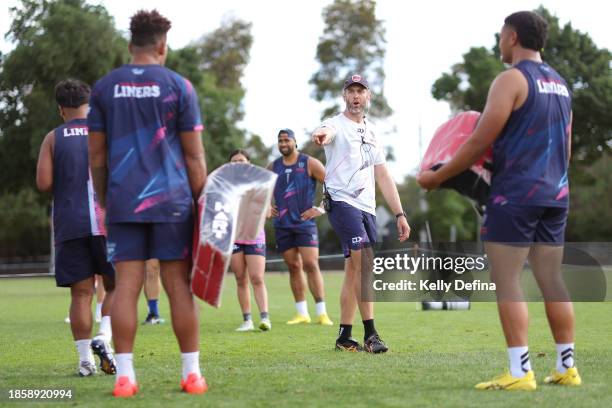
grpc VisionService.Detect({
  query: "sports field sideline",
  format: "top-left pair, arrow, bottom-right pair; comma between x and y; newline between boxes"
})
1,273 -> 610,407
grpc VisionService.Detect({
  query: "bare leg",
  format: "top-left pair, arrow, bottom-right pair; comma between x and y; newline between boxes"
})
528,245 -> 574,343
245,254 -> 268,314
100,273 -> 115,317
144,259 -> 161,300
282,248 -> 306,302
160,260 -> 199,352
111,261 -> 145,352
231,252 -> 251,315
70,277 -> 95,340
340,258 -> 358,325
95,274 -> 106,304
486,242 -> 531,347
299,246 -> 325,302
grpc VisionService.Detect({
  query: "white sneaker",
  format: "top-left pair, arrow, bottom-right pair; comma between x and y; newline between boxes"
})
235,320 -> 255,332
259,318 -> 272,331
78,359 -> 97,377
64,316 -> 71,323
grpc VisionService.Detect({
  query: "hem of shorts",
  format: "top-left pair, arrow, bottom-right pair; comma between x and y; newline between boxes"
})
481,239 -> 564,247
486,200 -> 569,208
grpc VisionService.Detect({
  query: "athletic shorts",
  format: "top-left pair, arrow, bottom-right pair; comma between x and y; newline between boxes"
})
481,204 -> 568,245
233,242 -> 266,257
327,199 -> 377,258
54,235 -> 115,287
106,219 -> 193,262
275,225 -> 319,253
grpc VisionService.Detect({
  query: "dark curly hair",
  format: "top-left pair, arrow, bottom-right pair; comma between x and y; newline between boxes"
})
55,79 -> 90,108
504,11 -> 548,51
130,9 -> 172,47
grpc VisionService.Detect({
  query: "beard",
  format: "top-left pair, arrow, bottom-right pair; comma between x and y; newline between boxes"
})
280,146 -> 294,156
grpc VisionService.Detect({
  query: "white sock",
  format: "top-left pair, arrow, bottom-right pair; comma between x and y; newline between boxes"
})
115,353 -> 136,383
315,301 -> 327,316
295,301 -> 308,316
508,346 -> 531,378
75,339 -> 94,363
556,343 -> 575,373
181,351 -> 201,380
98,316 -> 112,341
95,303 -> 103,320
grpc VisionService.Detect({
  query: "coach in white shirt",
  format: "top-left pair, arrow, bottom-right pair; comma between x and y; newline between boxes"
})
312,74 -> 410,353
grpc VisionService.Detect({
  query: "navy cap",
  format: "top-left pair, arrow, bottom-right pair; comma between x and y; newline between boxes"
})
278,128 -> 295,140
343,74 -> 369,90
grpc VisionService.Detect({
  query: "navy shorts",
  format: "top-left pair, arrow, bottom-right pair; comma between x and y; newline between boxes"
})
275,225 -> 319,253
106,219 -> 193,262
327,200 -> 377,258
481,204 -> 568,245
233,242 -> 266,257
55,235 -> 115,287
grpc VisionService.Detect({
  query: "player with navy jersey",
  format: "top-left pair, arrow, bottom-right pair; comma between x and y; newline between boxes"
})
36,79 -> 116,377
88,10 -> 207,397
269,129 -> 333,326
418,11 -> 580,390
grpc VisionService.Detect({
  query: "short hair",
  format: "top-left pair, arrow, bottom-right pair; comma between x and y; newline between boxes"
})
129,9 -> 172,47
504,11 -> 548,51
229,149 -> 250,162
55,79 -> 90,108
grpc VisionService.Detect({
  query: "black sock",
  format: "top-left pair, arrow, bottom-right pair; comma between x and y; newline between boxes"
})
338,324 -> 352,340
363,319 -> 377,340
243,312 -> 252,322
260,311 -> 269,319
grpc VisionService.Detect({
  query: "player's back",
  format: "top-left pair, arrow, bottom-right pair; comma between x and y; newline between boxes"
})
52,118 -> 105,242
88,64 -> 203,224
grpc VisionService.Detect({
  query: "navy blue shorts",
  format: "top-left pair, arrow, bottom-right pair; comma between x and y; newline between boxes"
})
481,204 -> 568,245
327,200 -> 377,258
106,219 -> 193,262
275,225 -> 319,253
54,235 -> 115,287
233,242 -> 266,257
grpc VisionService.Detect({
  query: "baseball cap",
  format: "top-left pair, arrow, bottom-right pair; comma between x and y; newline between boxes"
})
278,128 -> 295,140
343,74 -> 369,90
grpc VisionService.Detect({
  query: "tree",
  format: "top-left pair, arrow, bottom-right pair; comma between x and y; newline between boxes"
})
0,0 -> 128,194
0,0 -> 128,257
431,6 -> 611,169
310,0 -> 392,120
166,17 -> 257,170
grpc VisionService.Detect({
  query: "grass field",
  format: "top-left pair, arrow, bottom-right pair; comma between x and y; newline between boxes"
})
1,273 -> 611,407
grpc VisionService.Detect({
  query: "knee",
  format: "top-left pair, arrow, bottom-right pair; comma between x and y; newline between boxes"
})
302,260 -> 319,274
72,286 -> 94,301
235,274 -> 249,287
287,260 -> 302,274
250,275 -> 264,287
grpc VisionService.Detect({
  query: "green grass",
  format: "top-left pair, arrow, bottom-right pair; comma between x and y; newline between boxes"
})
0,273 -> 611,407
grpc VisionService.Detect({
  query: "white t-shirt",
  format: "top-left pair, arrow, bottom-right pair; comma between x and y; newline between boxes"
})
320,113 -> 386,215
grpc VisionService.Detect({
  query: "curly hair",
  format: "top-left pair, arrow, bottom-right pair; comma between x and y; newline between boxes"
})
55,79 -> 90,108
504,11 -> 548,51
129,9 -> 172,47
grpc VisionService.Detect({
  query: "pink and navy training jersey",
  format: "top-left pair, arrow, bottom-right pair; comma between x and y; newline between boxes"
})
272,153 -> 316,230
52,118 -> 105,243
87,64 -> 203,223
489,60 -> 572,208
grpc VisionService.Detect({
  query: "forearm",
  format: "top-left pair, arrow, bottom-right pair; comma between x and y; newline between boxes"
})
435,139 -> 489,183
377,168 -> 403,214
185,155 -> 207,200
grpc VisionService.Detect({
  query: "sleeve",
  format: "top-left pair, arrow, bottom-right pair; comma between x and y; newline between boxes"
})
178,77 -> 204,132
319,117 -> 338,133
87,82 -> 106,132
374,143 -> 386,166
